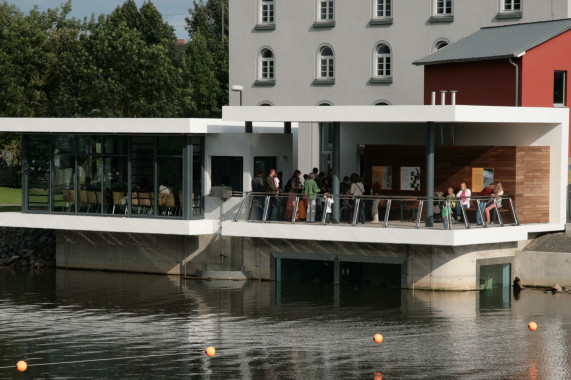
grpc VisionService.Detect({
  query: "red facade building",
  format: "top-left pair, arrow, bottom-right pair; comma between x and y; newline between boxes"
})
415,19 -> 571,164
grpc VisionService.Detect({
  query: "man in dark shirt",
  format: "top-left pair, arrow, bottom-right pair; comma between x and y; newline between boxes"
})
265,169 -> 279,220
249,170 -> 265,220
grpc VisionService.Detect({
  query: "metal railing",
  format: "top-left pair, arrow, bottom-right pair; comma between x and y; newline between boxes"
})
234,192 -> 520,229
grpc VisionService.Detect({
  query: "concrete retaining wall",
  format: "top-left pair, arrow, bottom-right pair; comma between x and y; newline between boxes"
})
56,231 -> 532,290
514,250 -> 571,287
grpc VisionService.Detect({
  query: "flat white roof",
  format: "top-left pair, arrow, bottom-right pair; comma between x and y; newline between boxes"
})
223,105 -> 569,124
0,118 -> 288,134
221,221 -> 565,246
0,213 -> 217,236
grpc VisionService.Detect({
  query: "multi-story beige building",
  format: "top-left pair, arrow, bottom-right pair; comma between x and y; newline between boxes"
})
229,0 -> 571,107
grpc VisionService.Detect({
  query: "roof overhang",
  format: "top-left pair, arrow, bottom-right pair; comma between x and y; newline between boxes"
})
0,118 -> 287,134
223,105 -> 568,124
412,54 -> 518,66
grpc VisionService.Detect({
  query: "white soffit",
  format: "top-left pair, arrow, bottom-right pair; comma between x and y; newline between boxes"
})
222,105 -> 568,124
0,118 -> 286,134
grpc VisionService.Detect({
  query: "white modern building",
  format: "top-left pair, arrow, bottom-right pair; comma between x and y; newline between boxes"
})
0,105 -> 569,290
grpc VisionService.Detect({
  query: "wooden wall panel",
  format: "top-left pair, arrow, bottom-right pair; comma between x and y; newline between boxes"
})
363,145 -> 549,223
515,147 -> 550,223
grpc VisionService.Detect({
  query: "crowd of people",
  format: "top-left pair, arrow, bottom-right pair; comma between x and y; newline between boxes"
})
251,168 -> 506,226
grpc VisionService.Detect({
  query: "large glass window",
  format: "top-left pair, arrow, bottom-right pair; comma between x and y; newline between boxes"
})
102,136 -> 128,215
23,134 -> 201,219
192,137 -> 204,216
26,136 -> 50,211
211,156 -> 243,194
157,136 -> 182,217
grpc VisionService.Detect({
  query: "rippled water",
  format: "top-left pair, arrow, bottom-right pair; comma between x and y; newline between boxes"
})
0,269 -> 570,379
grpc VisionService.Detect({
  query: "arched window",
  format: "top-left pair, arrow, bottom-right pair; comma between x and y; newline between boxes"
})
259,48 -> 275,80
434,39 -> 449,51
319,46 -> 334,79
375,43 -> 391,78
258,101 -> 274,106
374,100 -> 391,105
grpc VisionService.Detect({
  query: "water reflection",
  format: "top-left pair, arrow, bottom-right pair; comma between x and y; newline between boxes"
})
0,269 -> 570,379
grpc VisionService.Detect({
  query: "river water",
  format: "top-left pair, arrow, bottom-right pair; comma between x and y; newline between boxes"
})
0,269 -> 570,379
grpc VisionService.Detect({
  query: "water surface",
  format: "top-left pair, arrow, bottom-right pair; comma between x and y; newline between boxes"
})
0,269 -> 570,379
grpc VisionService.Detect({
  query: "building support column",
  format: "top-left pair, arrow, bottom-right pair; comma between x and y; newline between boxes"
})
182,136 -> 192,219
425,122 -> 435,227
332,122 -> 341,223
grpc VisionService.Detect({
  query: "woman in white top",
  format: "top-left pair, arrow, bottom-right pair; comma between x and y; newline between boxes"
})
455,182 -> 471,222
350,176 -> 366,224
485,182 -> 503,224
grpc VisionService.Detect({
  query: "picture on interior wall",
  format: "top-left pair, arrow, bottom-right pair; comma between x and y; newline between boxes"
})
483,168 -> 494,187
372,166 -> 392,190
472,167 -> 494,191
400,166 -> 420,191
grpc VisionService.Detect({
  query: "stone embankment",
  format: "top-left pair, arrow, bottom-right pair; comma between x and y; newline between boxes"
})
0,228 -> 55,270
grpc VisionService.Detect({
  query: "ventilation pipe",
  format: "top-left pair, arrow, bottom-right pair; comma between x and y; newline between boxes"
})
450,90 -> 457,105
431,91 -> 436,105
440,90 -> 447,105
509,58 -> 519,106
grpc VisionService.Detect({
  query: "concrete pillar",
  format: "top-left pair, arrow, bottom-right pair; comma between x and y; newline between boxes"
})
332,122 -> 341,223
334,256 -> 340,284
426,122 -> 435,227
182,137 -> 192,219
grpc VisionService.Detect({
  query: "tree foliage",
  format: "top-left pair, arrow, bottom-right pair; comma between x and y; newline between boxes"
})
0,0 -> 229,119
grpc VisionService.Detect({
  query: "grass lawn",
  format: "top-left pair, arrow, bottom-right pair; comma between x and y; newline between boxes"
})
0,187 -> 22,205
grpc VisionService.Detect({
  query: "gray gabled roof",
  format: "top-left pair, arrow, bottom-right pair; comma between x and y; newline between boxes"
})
413,18 -> 571,66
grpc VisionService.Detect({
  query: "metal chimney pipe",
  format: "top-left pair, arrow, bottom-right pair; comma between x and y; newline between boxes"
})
440,90 -> 447,105
450,90 -> 457,105
431,91 -> 436,105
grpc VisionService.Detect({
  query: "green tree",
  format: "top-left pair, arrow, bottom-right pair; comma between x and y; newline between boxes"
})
185,0 -> 228,117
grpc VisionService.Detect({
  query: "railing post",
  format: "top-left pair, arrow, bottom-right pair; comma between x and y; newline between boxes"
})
494,198 -> 504,226
476,199 -> 485,227
234,193 -> 248,222
352,198 -> 359,226
384,199 -> 391,228
262,195 -> 270,222
446,199 -> 452,230
292,195 -> 299,224
461,203 -> 470,229
416,200 -> 424,229
509,197 -> 519,226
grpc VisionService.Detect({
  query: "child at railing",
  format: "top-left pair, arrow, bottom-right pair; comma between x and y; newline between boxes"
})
442,187 -> 456,229
485,182 -> 503,225
322,192 -> 334,224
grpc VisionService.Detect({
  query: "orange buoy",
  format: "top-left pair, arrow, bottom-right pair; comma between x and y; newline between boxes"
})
528,321 -> 538,331
16,361 -> 27,372
205,346 -> 216,357
373,333 -> 383,344
373,372 -> 383,380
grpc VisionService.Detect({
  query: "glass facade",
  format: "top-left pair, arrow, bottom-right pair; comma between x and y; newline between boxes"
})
22,134 -> 204,219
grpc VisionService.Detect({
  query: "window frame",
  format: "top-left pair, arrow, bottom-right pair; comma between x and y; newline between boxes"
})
433,38 -> 450,52
501,0 -> 521,12
260,0 -> 275,24
317,45 -> 335,80
370,42 -> 393,84
318,0 -> 335,21
259,48 -> 275,80
370,0 -> 393,25
554,71 -> 567,107
497,0 -> 522,18
433,0 -> 453,15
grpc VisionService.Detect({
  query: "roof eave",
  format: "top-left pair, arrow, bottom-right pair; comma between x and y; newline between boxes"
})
413,54 -> 519,66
